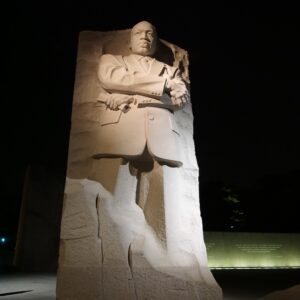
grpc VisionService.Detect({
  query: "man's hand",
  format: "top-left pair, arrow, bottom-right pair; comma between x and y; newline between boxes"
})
105,94 -> 134,111
165,76 -> 190,108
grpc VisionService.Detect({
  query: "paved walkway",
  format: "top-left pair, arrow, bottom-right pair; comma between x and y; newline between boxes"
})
0,269 -> 299,299
0,273 -> 55,299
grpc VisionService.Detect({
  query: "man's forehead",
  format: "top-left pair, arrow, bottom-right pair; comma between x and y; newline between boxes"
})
132,21 -> 155,32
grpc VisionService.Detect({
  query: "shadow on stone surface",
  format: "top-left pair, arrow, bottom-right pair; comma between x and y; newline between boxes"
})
212,269 -> 300,300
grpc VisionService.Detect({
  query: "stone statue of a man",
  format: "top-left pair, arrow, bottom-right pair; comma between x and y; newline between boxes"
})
93,21 -> 191,245
57,20 -> 222,300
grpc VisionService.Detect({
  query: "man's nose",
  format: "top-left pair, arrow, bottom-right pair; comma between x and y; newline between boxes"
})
140,32 -> 148,39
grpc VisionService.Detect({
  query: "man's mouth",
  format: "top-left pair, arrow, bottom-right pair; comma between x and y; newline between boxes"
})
139,42 -> 150,47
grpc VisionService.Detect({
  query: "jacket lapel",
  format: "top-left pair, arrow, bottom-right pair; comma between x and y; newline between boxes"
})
149,59 -> 166,76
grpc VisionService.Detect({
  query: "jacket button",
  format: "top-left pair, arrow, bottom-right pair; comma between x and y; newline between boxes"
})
148,114 -> 154,120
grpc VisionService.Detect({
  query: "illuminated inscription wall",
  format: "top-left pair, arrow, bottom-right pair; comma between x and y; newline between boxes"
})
204,232 -> 300,269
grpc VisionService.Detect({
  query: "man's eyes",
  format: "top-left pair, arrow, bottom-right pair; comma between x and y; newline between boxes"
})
135,31 -> 153,36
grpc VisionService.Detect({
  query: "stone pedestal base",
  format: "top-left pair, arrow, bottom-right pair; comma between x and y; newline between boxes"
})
128,238 -> 222,300
57,239 -> 222,300
56,179 -> 222,300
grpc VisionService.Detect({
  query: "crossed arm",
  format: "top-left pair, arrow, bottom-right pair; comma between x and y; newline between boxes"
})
98,54 -> 189,110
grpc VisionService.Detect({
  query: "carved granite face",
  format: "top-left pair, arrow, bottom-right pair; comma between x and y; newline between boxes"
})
130,21 -> 157,56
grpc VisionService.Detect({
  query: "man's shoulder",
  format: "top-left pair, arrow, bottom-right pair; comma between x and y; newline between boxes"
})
100,54 -> 124,64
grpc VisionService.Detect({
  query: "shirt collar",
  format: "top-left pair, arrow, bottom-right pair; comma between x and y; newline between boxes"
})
132,54 -> 154,62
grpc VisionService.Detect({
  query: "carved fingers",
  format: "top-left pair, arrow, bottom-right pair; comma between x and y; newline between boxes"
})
106,94 -> 134,110
171,94 -> 189,108
166,77 -> 190,108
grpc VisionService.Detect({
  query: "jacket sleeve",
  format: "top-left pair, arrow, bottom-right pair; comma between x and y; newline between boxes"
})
98,54 -> 167,99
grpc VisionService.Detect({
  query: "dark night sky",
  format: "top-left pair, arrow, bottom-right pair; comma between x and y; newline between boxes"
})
3,1 -> 300,241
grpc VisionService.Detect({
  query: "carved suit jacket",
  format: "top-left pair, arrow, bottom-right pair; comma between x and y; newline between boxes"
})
92,54 -> 184,166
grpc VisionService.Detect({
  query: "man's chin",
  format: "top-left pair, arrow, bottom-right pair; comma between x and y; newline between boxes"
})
137,49 -> 151,56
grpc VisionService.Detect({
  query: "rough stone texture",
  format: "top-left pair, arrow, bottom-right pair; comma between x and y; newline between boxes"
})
56,180 -> 103,299
57,177 -> 222,299
57,28 -> 222,299
129,237 -> 222,300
